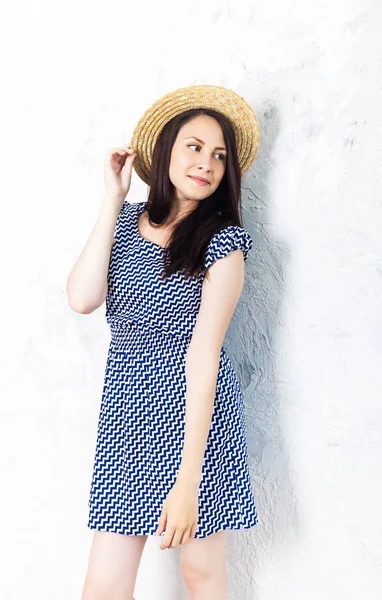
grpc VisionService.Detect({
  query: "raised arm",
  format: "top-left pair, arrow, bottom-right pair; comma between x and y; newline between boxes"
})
66,196 -> 124,314
66,144 -> 136,314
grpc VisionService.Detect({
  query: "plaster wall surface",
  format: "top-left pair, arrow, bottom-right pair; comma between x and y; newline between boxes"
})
1,0 -> 381,598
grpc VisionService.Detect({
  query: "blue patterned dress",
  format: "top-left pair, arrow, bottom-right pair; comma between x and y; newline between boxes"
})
87,199 -> 258,538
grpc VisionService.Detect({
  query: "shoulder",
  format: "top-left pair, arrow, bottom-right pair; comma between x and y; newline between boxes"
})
204,225 -> 253,270
119,199 -> 145,213
113,199 -> 146,239
116,199 -> 145,221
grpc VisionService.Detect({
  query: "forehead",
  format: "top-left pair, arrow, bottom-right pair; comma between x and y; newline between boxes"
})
179,115 -> 224,139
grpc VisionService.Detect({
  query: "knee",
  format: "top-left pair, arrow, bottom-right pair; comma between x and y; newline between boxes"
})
180,530 -> 227,592
181,554 -> 219,589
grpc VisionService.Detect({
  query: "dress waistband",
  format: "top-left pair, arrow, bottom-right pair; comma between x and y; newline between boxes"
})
108,318 -> 192,344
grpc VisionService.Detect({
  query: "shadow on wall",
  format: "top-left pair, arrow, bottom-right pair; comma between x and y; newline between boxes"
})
224,100 -> 298,598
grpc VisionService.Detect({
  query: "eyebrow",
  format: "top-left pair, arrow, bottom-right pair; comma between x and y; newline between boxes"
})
185,136 -> 227,152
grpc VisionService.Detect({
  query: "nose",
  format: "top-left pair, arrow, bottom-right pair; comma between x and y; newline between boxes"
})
197,156 -> 212,172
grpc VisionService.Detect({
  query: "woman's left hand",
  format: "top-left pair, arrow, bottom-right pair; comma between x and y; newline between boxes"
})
156,477 -> 199,549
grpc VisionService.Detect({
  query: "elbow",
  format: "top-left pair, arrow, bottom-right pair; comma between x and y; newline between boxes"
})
67,296 -> 105,314
66,281 -> 107,314
66,292 -> 95,314
67,300 -> 95,314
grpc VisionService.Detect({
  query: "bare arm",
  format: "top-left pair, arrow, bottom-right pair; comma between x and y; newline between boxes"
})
176,248 -> 246,487
66,195 -> 124,314
66,143 -> 137,314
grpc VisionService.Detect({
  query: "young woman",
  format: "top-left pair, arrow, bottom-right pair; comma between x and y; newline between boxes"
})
67,85 -> 260,600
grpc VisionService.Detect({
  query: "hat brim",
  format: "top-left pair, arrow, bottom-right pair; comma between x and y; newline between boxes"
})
130,84 -> 260,186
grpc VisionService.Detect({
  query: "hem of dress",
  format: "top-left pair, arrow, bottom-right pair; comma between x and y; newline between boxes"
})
87,517 -> 258,539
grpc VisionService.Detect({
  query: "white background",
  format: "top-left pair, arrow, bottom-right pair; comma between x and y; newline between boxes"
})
1,0 -> 381,598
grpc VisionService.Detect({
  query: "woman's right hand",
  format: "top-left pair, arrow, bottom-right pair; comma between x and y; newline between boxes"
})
103,143 -> 137,201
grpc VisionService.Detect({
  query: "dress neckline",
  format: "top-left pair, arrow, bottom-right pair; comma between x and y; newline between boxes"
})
135,201 -> 167,250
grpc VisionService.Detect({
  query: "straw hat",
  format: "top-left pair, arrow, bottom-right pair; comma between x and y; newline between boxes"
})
130,84 -> 260,186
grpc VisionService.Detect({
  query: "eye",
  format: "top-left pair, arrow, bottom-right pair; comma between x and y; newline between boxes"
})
187,144 -> 226,161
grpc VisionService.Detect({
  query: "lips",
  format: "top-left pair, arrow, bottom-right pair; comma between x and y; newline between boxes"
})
188,175 -> 210,184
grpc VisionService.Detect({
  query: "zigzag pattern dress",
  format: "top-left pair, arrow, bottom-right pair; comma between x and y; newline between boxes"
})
87,199 -> 258,538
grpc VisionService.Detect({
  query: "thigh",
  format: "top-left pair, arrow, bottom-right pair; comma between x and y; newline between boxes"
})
82,530 -> 148,600
180,530 -> 227,578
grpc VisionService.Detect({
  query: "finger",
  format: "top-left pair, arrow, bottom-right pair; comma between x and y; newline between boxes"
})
170,529 -> 184,549
122,153 -> 136,168
180,527 -> 192,545
107,148 -> 126,155
118,147 -> 135,154
186,524 -> 196,541
107,147 -> 135,157
118,144 -> 136,152
120,154 -> 135,175
160,527 -> 175,550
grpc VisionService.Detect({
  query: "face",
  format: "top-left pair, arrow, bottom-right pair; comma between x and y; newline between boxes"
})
168,114 -> 227,208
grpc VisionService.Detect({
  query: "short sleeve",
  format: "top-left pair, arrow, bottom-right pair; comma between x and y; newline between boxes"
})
113,201 -> 129,239
204,225 -> 253,270
113,201 -> 139,240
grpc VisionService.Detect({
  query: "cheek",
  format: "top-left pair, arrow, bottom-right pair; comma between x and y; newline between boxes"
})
217,161 -> 226,180
180,153 -> 193,168
170,152 -> 191,172
169,160 -> 190,186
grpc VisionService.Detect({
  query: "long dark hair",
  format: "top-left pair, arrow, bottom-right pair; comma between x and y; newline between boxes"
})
144,108 -> 246,281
